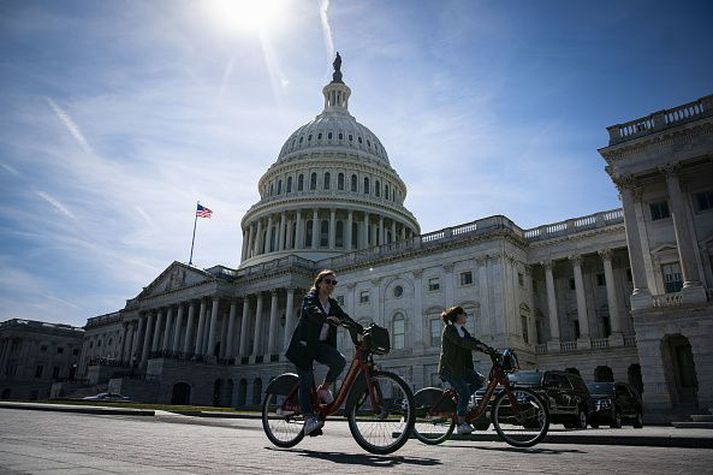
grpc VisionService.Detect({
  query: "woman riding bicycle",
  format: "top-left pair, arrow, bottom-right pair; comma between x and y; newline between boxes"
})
438,305 -> 495,435
285,269 -> 360,435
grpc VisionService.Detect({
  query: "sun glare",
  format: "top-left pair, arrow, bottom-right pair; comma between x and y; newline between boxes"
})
207,0 -> 288,34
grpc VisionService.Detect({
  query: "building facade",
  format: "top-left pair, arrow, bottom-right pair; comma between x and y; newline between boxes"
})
7,62 -> 711,419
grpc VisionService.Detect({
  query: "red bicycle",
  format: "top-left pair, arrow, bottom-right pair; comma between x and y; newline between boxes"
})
262,320 -> 416,454
413,347 -> 550,447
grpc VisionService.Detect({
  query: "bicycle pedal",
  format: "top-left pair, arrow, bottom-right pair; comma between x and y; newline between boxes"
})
308,428 -> 323,437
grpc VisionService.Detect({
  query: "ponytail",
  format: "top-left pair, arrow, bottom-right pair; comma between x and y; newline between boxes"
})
441,306 -> 464,325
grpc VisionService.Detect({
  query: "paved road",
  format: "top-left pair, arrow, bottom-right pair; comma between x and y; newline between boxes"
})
1,409 -> 712,474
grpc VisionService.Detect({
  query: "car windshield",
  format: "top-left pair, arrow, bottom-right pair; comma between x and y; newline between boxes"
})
587,382 -> 614,395
508,371 -> 542,385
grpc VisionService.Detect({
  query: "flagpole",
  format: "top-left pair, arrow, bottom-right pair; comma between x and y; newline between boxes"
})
188,201 -> 199,266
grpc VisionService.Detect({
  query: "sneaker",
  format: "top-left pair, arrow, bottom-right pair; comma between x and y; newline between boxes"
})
303,416 -> 324,435
456,422 -> 474,435
317,388 -> 334,404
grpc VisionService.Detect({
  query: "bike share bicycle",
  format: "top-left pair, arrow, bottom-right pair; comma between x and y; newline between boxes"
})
413,345 -> 550,447
262,319 -> 416,454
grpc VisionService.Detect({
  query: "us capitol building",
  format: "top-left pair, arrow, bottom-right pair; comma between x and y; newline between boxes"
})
2,58 -> 712,420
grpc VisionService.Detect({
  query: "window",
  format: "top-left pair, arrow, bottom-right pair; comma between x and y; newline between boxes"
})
359,290 -> 370,304
35,365 -> 43,378
305,220 -> 313,247
269,183 -> 274,196
351,174 -> 357,192
338,132 -> 343,140
626,268 -> 632,282
52,366 -> 60,379
393,313 -> 405,350
364,177 -> 370,194
72,348 -> 79,356
695,190 -> 713,211
569,278 -> 575,290
393,285 -> 404,298
518,273 -> 524,287
320,220 -> 329,247
310,172 -> 317,190
385,184 -> 390,200
323,172 -> 330,190
521,316 -> 529,344
351,222 -> 358,249
430,319 -> 442,347
317,133 -> 322,140
460,271 -> 473,286
336,221 -> 344,248
298,174 -> 304,191
596,273 -> 606,286
40,345 -> 48,352
277,180 -> 282,194
286,176 -> 292,193
375,180 -> 380,197
358,136 -> 363,144
338,173 -> 345,190
57,347 -> 64,354
348,134 -> 353,142
428,277 -> 440,291
650,200 -> 670,221
662,262 -> 683,293
335,295 -> 345,306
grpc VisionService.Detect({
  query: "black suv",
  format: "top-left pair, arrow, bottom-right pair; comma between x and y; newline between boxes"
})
474,370 -> 594,429
586,382 -> 644,428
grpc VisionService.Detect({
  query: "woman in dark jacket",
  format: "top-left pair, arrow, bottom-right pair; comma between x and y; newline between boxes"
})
285,269 -> 359,435
438,305 -> 494,435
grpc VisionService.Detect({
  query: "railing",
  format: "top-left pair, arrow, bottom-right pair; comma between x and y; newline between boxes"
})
535,344 -> 548,354
606,95 -> 712,145
87,358 -> 130,368
86,312 -> 122,328
560,341 -> 577,352
523,208 -> 624,242
652,292 -> 684,308
590,338 -> 610,349
238,254 -> 316,277
623,334 -> 637,346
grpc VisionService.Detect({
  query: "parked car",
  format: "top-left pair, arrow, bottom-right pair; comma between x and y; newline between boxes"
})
82,392 -> 131,402
586,382 -> 644,428
474,370 -> 594,429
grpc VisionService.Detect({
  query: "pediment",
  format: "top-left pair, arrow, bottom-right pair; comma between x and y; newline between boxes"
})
136,261 -> 213,299
650,243 -> 678,255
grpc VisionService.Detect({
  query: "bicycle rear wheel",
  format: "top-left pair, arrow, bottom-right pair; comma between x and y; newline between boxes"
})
347,371 -> 415,454
491,387 -> 549,447
412,387 -> 456,445
262,391 -> 305,448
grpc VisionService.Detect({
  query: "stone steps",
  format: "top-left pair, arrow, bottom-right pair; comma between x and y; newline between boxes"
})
672,421 -> 713,429
691,414 -> 713,423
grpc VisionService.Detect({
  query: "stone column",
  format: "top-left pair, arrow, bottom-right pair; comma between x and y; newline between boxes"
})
379,216 -> 385,246
219,308 -> 229,359
253,219 -> 263,256
346,210 -> 353,250
525,265 -> 538,345
662,164 -> 705,300
311,209 -> 319,249
140,312 -> 155,367
412,270 -> 424,350
131,317 -> 145,365
329,208 -> 336,249
252,293 -> 264,357
172,303 -> 185,352
239,297 -> 252,357
599,249 -> 624,345
571,255 -> 591,347
543,261 -> 561,350
206,298 -> 220,357
443,262 -> 454,304
401,226 -> 406,241
363,212 -> 369,248
194,300 -> 208,355
247,223 -> 255,258
225,301 -> 238,360
119,322 -> 129,363
182,301 -> 196,355
295,210 -> 304,249
265,214 -> 274,253
391,220 -> 396,243
283,288 -> 296,352
123,322 -> 135,363
267,290 -> 280,355
616,179 -> 651,309
161,306 -> 174,351
151,309 -> 164,353
477,256 -> 491,335
278,212 -> 286,252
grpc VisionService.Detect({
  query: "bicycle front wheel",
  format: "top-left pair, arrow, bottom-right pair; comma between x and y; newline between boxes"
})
491,387 -> 549,447
262,391 -> 305,448
412,387 -> 456,445
347,371 -> 415,454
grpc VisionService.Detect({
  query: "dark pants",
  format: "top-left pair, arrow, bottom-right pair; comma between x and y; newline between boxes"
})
295,341 -> 346,416
444,369 -> 483,417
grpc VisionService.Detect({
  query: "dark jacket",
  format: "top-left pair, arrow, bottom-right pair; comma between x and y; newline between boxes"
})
285,290 -> 355,370
437,323 -> 488,379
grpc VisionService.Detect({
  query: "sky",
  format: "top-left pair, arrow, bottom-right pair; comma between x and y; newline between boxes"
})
1,0 -> 712,327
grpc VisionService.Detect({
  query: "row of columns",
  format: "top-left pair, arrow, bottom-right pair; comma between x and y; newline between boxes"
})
241,208 -> 415,260
541,249 -> 624,347
0,337 -> 14,377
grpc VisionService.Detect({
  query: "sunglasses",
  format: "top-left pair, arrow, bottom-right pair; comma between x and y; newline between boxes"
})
323,278 -> 338,286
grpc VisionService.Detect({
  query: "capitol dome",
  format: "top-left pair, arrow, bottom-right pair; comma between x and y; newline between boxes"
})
239,54 -> 420,267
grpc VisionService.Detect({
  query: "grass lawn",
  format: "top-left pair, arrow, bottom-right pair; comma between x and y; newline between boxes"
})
8,399 -> 261,415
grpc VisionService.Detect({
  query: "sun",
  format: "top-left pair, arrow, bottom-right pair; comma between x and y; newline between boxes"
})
206,0 -> 288,34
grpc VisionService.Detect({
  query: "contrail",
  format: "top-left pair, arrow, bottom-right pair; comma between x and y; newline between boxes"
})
46,97 -> 93,155
318,0 -> 335,60
35,190 -> 78,221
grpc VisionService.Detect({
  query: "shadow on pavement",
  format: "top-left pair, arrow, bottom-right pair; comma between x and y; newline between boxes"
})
265,447 -> 442,468
445,444 -> 587,455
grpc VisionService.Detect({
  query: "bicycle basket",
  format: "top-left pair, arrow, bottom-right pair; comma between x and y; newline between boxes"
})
362,324 -> 390,355
500,348 -> 519,372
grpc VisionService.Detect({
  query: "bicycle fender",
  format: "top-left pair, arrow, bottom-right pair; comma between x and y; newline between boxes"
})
265,373 -> 299,395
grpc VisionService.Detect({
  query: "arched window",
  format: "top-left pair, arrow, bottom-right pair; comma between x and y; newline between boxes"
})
338,132 -> 343,140
269,183 -> 274,196
375,180 -> 380,197
269,227 -> 276,252
328,132 -> 333,140
348,134 -> 353,142
352,222 -> 359,249
385,184 -> 389,200
320,220 -> 329,247
351,174 -> 357,192
286,176 -> 292,193
317,133 -> 322,140
324,172 -> 330,190
393,313 -> 405,350
305,220 -> 313,247
364,177 -> 370,195
310,172 -> 317,190
298,174 -> 304,191
277,180 -> 282,195
338,173 -> 345,190
336,220 -> 344,248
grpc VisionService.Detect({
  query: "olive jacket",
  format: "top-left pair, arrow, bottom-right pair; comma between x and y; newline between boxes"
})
285,290 -> 356,370
437,323 -> 489,379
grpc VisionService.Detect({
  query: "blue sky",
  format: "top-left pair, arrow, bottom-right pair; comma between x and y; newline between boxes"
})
1,0 -> 712,326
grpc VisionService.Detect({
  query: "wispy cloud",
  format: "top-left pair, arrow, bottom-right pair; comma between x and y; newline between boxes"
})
34,190 -> 78,221
46,97 -> 94,155
318,0 -> 335,60
0,163 -> 21,176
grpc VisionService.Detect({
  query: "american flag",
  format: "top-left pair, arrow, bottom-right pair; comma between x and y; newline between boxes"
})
196,204 -> 213,218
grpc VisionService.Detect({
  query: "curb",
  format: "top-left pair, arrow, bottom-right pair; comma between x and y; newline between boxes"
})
0,402 -> 155,417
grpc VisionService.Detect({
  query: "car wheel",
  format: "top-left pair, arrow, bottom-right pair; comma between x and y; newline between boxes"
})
563,422 -> 573,429
575,406 -> 588,429
633,411 -> 644,429
610,410 -> 622,429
